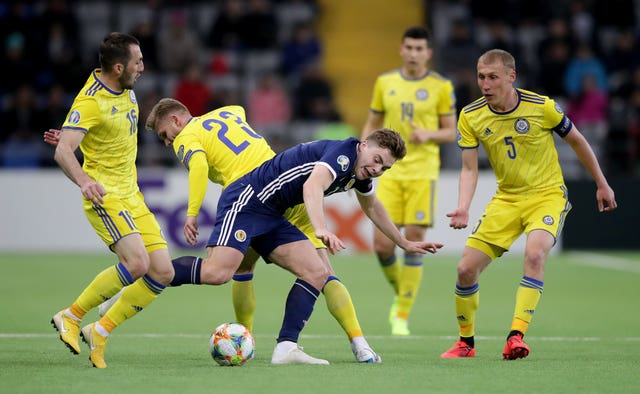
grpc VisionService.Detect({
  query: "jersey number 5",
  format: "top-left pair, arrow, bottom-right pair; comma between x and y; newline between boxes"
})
504,136 -> 516,159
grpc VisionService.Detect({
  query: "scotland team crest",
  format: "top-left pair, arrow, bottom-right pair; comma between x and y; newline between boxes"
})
234,230 -> 247,242
337,155 -> 350,172
514,118 -> 530,134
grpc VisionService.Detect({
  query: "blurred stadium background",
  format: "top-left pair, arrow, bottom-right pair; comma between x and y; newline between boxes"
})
0,0 -> 638,253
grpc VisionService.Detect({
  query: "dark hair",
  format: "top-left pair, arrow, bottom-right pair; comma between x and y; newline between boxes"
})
366,128 -> 406,160
402,25 -> 431,42
99,32 -> 140,72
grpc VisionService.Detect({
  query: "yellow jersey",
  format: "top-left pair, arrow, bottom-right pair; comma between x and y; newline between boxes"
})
458,88 -> 573,194
369,68 -> 456,179
62,69 -> 140,198
172,105 -> 275,216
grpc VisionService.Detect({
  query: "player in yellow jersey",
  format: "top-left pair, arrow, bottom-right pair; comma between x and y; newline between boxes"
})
440,49 -> 617,360
143,98 -> 381,363
49,32 -> 174,369
361,26 -> 457,335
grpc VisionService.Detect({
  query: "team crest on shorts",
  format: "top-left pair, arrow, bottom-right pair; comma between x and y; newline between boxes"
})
514,118 -> 530,134
129,90 -> 137,104
68,110 -> 81,125
542,216 -> 554,225
415,211 -> 425,221
415,89 -> 428,101
337,155 -> 350,171
234,230 -> 247,242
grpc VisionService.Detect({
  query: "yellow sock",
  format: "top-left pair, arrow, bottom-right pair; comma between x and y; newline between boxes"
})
378,254 -> 399,294
323,277 -> 363,340
396,256 -> 423,320
511,276 -> 543,335
232,274 -> 256,332
74,263 -> 134,315
455,283 -> 479,337
103,275 -> 164,329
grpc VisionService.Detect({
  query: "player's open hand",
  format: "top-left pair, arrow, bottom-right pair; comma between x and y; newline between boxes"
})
597,185 -> 617,212
183,216 -> 199,246
447,208 -> 469,229
44,129 -> 61,147
402,240 -> 444,254
315,228 -> 346,255
80,179 -> 107,205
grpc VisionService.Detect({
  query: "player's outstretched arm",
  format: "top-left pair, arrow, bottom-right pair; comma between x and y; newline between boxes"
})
303,165 -> 346,254
448,148 -> 479,228
562,126 -> 617,212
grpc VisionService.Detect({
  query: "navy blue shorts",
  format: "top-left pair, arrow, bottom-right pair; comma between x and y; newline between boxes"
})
207,182 -> 307,258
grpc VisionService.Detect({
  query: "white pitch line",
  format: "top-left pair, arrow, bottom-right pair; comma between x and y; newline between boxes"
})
2,333 -> 639,342
564,252 -> 640,274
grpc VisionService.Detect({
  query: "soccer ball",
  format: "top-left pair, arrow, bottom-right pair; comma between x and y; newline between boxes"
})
209,322 -> 255,366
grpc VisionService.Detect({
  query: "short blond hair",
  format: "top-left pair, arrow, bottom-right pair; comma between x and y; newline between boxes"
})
145,98 -> 189,132
478,49 -> 516,72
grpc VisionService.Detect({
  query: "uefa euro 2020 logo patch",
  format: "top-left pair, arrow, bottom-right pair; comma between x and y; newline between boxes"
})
337,155 -> 350,172
543,216 -> 554,225
234,230 -> 247,242
514,118 -> 530,134
177,145 -> 185,162
68,110 -> 81,125
554,102 -> 564,114
130,90 -> 137,104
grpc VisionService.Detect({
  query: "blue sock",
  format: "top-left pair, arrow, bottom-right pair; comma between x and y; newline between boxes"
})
277,279 -> 320,343
170,256 -> 202,286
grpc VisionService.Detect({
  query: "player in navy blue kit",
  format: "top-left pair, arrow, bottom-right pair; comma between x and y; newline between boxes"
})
172,128 -> 444,364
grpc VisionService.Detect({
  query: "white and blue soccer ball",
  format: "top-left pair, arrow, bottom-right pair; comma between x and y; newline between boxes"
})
209,322 -> 255,366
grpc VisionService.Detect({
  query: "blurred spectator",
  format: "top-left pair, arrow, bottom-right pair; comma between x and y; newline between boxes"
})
279,21 -> 321,78
173,64 -> 212,115
207,0 -> 245,50
0,32 -> 37,94
158,9 -> 201,73
537,40 -> 571,98
292,64 -> 336,121
239,0 -> 279,50
564,44 -> 608,98
131,21 -> 160,71
247,72 -> 291,131
1,85 -> 44,167
567,74 -> 609,164
568,0 -> 596,46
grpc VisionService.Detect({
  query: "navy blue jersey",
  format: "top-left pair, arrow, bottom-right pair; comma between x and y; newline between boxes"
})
241,138 -> 374,213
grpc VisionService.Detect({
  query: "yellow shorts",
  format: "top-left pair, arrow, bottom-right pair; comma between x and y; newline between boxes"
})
467,186 -> 572,259
284,204 -> 325,249
83,191 -> 167,253
376,176 -> 437,226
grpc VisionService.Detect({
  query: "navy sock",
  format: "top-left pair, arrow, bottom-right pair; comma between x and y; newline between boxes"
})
170,256 -> 202,286
276,279 -> 320,343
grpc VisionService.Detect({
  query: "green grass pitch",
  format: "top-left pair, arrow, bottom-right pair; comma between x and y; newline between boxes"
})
1,251 -> 639,393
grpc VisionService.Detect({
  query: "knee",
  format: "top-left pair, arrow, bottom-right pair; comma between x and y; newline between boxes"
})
200,258 -> 234,285
524,250 -> 547,273
456,264 -> 479,286
122,253 -> 151,279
